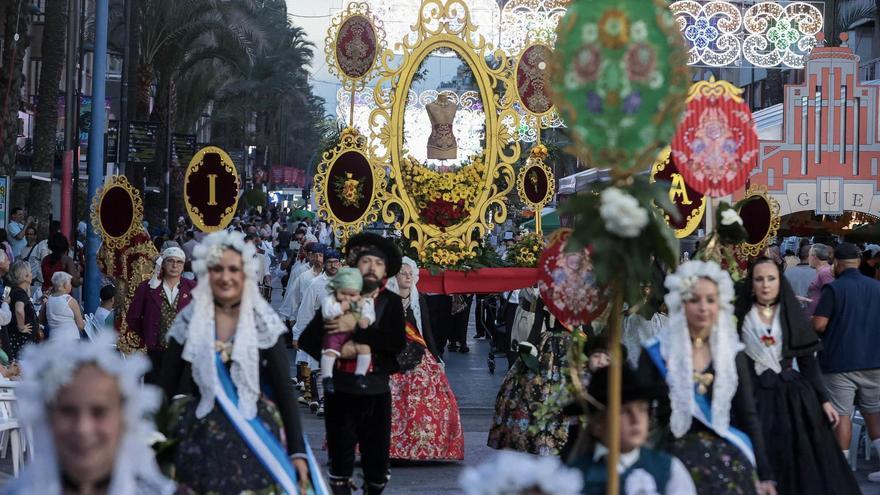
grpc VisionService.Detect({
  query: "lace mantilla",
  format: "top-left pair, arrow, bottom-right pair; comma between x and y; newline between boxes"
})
13,333 -> 174,495
385,256 -> 422,334
661,260 -> 743,438
168,231 -> 287,420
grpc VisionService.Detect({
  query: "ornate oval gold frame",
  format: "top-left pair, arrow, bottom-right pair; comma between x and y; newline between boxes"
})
325,2 -> 386,92
370,0 -> 520,255
90,175 -> 145,250
649,147 -> 706,239
184,146 -> 240,233
738,184 -> 781,257
517,148 -> 555,209
506,41 -> 556,120
313,127 -> 386,244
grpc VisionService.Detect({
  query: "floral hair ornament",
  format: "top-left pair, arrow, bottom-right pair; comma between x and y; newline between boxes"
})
459,450 -> 583,495
14,332 -> 174,495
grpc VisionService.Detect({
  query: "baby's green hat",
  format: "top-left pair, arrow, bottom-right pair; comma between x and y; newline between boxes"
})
328,267 -> 363,292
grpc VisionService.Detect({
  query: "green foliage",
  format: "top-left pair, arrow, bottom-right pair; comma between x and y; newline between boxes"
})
561,175 -> 679,308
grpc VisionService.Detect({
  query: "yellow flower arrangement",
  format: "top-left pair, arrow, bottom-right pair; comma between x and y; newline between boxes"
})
509,232 -> 545,268
402,155 -> 485,228
421,239 -> 477,271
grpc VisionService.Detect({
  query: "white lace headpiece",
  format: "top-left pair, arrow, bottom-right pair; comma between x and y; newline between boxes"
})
167,230 -> 287,420
14,333 -> 174,495
660,260 -> 743,438
459,450 -> 583,495
385,256 -> 422,334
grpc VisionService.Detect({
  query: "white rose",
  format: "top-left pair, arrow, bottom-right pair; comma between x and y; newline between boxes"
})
599,187 -> 649,238
720,208 -> 743,226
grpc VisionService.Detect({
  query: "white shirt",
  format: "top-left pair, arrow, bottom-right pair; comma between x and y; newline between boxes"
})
278,260 -> 311,319
293,273 -> 331,340
0,302 -> 11,327
321,294 -> 375,326
285,268 -> 321,322
162,281 -> 180,305
592,444 -> 696,495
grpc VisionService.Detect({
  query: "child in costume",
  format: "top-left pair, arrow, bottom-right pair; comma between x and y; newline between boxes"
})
320,267 -> 377,393
568,364 -> 696,495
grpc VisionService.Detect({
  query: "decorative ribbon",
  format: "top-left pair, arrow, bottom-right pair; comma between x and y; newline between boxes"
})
405,320 -> 426,348
213,352 -> 328,494
644,343 -> 756,466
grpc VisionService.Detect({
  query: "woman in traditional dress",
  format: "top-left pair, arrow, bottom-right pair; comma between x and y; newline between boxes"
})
487,295 -> 572,456
159,231 -> 322,495
641,260 -> 777,495
6,332 -> 175,495
733,257 -> 860,495
385,257 -> 464,460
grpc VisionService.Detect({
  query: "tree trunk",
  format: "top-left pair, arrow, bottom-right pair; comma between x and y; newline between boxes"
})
30,0 -> 69,227
0,0 -> 31,178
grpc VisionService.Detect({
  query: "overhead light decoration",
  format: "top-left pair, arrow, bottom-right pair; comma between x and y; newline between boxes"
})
365,0 -> 501,54
498,0 -> 569,55
670,0 -> 823,68
502,106 -> 566,144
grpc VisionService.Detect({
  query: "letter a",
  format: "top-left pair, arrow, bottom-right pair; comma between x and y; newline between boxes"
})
669,173 -> 693,205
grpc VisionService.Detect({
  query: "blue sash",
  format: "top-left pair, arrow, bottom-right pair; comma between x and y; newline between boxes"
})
643,341 -> 756,466
214,352 -> 329,494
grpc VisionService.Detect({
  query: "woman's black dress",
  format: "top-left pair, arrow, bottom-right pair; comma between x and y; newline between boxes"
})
6,287 -> 37,361
159,337 -> 306,494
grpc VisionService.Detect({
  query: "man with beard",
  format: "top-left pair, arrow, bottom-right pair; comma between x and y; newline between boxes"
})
299,233 -> 405,495
292,248 -> 342,413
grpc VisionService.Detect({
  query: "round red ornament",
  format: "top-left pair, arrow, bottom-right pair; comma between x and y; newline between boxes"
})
537,230 -> 607,328
671,77 -> 759,197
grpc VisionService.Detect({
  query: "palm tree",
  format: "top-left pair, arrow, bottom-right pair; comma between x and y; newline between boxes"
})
133,0 -> 263,225
0,0 -> 32,177
28,0 -> 68,228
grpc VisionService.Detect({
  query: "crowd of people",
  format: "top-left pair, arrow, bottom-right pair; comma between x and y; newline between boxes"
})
2,199 -> 880,495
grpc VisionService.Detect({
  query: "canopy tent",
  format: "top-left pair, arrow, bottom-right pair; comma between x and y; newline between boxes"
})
289,209 -> 316,221
845,222 -> 880,243
519,207 -> 561,233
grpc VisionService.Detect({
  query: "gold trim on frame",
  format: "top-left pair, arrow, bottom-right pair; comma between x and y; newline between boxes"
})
507,41 -> 556,120
325,2 -> 386,92
738,184 -> 781,257
313,127 -> 386,244
650,147 -> 706,239
90,175 -> 144,250
517,146 -> 555,210
370,0 -> 520,256
184,146 -> 240,233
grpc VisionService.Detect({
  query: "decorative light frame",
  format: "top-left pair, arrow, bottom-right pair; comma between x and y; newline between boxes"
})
369,0 -> 520,256
498,0 -> 569,56
670,0 -> 823,68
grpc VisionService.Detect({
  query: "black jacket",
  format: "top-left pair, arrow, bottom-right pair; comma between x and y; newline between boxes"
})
299,288 -> 406,395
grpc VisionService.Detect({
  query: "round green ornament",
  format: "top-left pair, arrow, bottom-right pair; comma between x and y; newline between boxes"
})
552,0 -> 689,172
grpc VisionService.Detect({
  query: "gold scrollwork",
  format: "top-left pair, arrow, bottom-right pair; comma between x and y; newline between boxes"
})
313,127 -> 386,244
90,175 -> 145,250
370,0 -> 520,256
184,146 -> 240,233
517,146 -> 555,210
650,147 -> 706,239
325,2 -> 386,92
738,184 -> 781,257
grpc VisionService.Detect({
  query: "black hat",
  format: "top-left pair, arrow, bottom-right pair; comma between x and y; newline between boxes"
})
834,242 -> 862,261
345,233 -> 403,277
586,364 -> 667,413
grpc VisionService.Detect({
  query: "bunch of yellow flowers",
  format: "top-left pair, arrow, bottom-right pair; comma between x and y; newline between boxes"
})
421,239 -> 477,269
510,232 -> 545,268
401,155 -> 485,209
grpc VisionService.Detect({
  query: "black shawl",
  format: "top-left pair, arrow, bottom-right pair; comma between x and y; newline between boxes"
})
734,261 -> 823,358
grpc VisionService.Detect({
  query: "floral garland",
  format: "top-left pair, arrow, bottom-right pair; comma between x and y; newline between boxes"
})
508,232 -> 545,267
415,238 -> 507,273
402,155 -> 484,228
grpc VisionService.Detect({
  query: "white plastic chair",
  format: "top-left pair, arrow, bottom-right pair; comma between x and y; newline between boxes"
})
83,313 -> 99,342
0,385 -> 24,476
